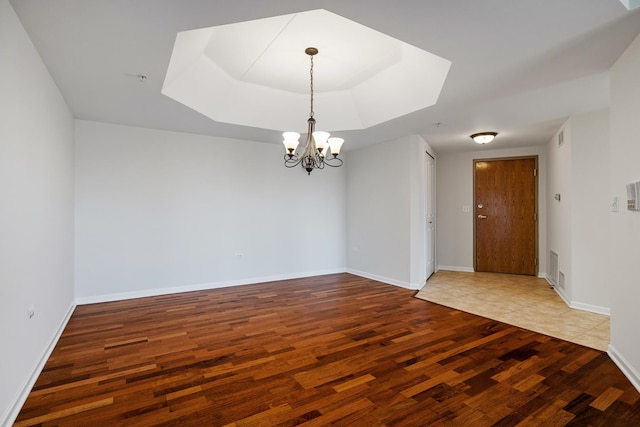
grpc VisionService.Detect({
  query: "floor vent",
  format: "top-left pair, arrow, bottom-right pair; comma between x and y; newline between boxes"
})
559,271 -> 566,290
549,251 -> 559,286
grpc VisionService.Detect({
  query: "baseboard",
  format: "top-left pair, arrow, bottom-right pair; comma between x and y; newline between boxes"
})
546,278 -> 571,308
570,301 -> 610,316
545,277 -> 610,316
436,265 -> 474,273
436,266 -> 546,277
544,276 -> 554,287
608,344 -> 640,394
435,266 -> 546,278
346,269 -> 420,290
3,302 -> 76,427
75,269 -> 346,305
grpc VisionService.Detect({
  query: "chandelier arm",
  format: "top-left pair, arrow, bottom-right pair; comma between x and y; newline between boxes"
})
284,153 -> 302,168
323,157 -> 343,168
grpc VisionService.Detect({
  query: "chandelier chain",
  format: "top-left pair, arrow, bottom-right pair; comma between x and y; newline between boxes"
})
309,54 -> 314,118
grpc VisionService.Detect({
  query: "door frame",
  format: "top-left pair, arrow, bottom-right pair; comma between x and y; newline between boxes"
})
425,150 -> 436,279
472,155 -> 539,274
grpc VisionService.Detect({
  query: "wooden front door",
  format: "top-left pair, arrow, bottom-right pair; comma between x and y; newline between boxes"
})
474,157 -> 537,275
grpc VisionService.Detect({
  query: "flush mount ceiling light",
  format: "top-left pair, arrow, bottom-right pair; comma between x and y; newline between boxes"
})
470,132 -> 498,144
283,47 -> 344,175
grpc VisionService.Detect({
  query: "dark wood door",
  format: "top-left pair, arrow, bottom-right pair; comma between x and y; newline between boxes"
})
474,157 -> 537,275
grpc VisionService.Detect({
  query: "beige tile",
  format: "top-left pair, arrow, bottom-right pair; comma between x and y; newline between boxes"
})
558,310 -> 609,329
571,334 -> 609,352
416,271 -> 610,350
592,321 -> 611,336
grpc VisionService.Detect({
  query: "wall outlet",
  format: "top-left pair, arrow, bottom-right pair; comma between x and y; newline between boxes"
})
27,305 -> 35,319
611,196 -> 619,212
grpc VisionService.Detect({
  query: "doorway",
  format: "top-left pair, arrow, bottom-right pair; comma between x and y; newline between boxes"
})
425,152 -> 435,279
474,157 -> 537,275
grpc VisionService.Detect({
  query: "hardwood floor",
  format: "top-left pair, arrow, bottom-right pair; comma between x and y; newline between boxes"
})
15,274 -> 640,426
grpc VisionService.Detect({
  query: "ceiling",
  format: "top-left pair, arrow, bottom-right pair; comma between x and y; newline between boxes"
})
161,9 -> 451,134
9,0 -> 640,153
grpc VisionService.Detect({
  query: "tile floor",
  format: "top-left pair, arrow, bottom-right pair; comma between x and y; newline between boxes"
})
415,270 -> 610,351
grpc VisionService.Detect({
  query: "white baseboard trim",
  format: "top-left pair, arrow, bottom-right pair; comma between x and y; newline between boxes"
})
3,302 -> 76,427
346,269 -> 420,290
545,277 -> 610,316
436,267 -> 546,278
75,269 -> 346,305
570,301 -> 610,316
547,279 -> 572,307
608,344 -> 640,394
436,265 -> 474,273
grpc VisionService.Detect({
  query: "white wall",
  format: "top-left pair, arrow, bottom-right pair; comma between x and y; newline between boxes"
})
545,110 -> 611,314
546,121 -> 573,300
346,135 -> 428,289
571,109 -> 611,311
609,32 -> 640,391
0,1 -> 75,424
74,120 -> 346,302
436,146 -> 547,275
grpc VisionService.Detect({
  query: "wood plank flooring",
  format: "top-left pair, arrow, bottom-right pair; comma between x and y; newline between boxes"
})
15,274 -> 640,426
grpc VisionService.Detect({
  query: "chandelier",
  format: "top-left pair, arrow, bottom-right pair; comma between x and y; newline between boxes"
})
283,47 -> 344,175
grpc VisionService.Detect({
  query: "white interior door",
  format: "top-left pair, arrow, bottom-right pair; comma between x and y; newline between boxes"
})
425,153 -> 436,278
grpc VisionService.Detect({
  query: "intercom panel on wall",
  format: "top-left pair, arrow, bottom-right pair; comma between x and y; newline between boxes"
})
627,181 -> 640,211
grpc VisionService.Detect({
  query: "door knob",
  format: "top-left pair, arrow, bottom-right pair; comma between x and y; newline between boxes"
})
477,215 -> 487,219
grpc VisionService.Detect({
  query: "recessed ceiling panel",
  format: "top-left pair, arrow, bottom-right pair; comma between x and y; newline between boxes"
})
162,9 -> 451,132
619,0 -> 640,10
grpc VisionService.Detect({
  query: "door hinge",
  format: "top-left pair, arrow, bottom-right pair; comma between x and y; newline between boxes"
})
535,258 -> 538,267
533,168 -> 537,177
534,213 -> 537,221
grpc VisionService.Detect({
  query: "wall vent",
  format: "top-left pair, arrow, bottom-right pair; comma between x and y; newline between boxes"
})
549,251 -> 559,286
558,130 -> 565,147
559,271 -> 566,290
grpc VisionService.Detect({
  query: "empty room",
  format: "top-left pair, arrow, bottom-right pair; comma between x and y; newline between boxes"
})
3,1 -> 640,425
